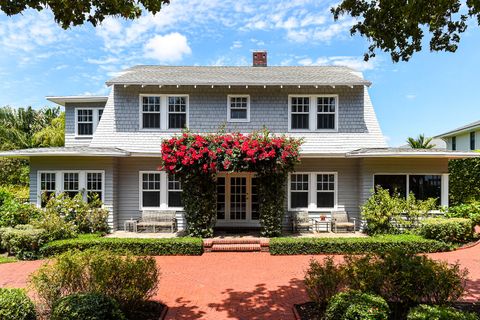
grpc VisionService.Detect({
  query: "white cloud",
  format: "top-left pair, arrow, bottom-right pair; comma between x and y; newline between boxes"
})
406,94 -> 417,100
143,33 -> 192,63
297,56 -> 377,71
230,41 -> 243,50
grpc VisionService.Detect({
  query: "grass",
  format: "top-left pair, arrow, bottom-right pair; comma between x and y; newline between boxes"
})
0,256 -> 17,264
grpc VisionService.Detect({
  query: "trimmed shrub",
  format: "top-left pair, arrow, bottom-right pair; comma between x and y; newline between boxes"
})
269,234 -> 452,255
324,290 -> 390,320
0,198 -> 41,228
407,304 -> 478,320
344,250 -> 467,307
0,288 -> 36,320
51,293 -> 126,320
449,158 -> 480,206
41,234 -> 203,256
418,218 -> 474,243
30,249 -> 159,312
0,225 -> 47,259
446,201 -> 480,226
304,257 -> 345,308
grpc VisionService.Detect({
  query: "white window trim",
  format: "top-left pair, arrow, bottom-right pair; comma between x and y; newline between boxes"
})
227,95 -> 250,123
139,171 -> 184,210
167,174 -> 183,210
37,170 -> 105,207
74,107 -> 104,138
372,173 -> 448,207
139,94 -> 189,131
288,172 -> 338,211
288,94 -> 339,132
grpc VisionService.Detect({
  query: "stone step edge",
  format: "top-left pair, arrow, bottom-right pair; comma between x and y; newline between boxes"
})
203,238 -> 270,247
209,244 -> 262,252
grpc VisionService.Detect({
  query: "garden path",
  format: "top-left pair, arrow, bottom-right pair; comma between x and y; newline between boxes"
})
0,244 -> 479,320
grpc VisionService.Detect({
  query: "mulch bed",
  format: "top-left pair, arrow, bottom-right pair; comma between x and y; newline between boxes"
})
294,301 -> 480,320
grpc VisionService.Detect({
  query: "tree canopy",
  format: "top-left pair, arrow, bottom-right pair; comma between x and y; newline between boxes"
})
406,134 -> 434,149
332,0 -> 480,62
0,0 -> 170,29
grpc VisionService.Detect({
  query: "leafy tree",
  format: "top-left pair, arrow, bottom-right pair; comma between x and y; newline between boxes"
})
449,157 -> 480,205
0,0 -> 170,29
406,134 -> 434,149
33,113 -> 65,147
332,0 -> 480,62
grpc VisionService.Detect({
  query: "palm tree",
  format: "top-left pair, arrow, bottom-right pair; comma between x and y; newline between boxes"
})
406,134 -> 434,149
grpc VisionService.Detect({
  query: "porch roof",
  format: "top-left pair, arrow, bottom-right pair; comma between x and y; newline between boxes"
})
46,96 -> 108,106
346,148 -> 480,159
0,147 -> 130,158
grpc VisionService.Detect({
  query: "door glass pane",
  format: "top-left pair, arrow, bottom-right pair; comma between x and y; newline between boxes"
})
230,177 -> 247,220
251,177 -> 259,220
217,177 -> 226,219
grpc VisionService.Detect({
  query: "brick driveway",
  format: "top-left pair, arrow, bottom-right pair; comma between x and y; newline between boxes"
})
1,246 -> 480,320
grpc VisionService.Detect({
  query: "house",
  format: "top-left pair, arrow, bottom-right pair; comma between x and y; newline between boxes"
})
435,120 -> 480,151
1,51 -> 478,231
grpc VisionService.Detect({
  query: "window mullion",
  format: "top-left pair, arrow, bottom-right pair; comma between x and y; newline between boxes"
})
310,96 -> 315,131
79,172 -> 86,201
309,173 -> 316,210
161,96 -> 167,130
160,172 -> 168,209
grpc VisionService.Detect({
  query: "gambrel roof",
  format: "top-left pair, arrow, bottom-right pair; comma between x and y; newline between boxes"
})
106,66 -> 371,87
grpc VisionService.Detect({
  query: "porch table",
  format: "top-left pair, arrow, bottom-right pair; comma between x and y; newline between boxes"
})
314,219 -> 331,232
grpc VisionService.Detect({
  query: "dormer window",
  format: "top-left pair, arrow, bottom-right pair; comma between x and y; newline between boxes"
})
289,95 -> 338,132
227,95 -> 250,122
75,108 -> 104,136
140,94 -> 188,130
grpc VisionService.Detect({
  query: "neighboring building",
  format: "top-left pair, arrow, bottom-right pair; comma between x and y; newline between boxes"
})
398,138 -> 447,150
1,51 -> 478,231
435,120 -> 480,151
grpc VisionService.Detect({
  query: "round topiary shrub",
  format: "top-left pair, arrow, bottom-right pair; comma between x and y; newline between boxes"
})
407,304 -> 478,320
51,293 -> 126,320
0,288 -> 36,320
325,290 -> 390,320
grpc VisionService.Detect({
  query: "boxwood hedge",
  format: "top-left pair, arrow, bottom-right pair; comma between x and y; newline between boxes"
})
269,234 -> 453,255
40,234 -> 203,256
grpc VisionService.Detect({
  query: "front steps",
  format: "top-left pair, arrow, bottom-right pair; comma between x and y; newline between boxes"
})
203,238 -> 270,252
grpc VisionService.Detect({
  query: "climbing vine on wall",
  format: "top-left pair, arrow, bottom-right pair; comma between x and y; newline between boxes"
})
161,130 -> 302,237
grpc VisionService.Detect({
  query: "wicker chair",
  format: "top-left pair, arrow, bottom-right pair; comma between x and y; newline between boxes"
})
331,211 -> 356,233
291,211 -> 315,233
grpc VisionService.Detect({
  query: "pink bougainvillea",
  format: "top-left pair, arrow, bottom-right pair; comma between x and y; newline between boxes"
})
160,131 -> 302,176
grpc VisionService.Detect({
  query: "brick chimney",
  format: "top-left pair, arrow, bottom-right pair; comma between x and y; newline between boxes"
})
252,50 -> 267,67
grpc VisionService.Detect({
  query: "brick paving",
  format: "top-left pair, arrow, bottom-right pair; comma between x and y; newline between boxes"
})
0,244 -> 479,319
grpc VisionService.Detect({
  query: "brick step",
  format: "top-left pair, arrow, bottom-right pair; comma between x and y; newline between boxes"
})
210,243 -> 262,252
205,238 -> 263,245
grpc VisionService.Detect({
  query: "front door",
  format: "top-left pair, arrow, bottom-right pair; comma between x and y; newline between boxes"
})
216,174 -> 260,227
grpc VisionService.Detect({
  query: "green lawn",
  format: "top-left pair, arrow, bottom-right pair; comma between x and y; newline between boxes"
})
0,256 -> 17,264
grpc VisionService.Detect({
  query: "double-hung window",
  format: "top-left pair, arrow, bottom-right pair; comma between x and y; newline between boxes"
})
471,132 -> 476,150
168,97 -> 187,129
40,172 -> 56,207
141,96 -> 161,129
289,95 -> 338,131
63,172 -> 80,199
76,108 -> 104,136
227,95 -> 250,122
290,97 -> 310,130
141,173 -> 161,208
140,94 -> 189,130
167,175 -> 183,207
289,172 -> 337,210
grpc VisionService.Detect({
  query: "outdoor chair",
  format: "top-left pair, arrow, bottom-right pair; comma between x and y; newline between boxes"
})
137,210 -> 177,233
331,211 -> 356,233
291,211 -> 315,233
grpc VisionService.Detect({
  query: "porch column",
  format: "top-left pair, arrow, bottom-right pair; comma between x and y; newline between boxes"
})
441,174 -> 449,207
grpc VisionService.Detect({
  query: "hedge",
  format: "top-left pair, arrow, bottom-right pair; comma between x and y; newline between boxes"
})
40,234 -> 203,256
0,288 -> 36,320
417,218 -> 475,243
269,234 -> 453,255
407,305 -> 479,320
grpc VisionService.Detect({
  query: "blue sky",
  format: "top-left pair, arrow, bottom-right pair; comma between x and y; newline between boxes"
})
0,0 -> 479,146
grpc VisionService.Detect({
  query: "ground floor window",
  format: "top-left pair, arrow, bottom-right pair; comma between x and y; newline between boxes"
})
289,172 -> 337,210
139,171 -> 183,210
374,174 -> 442,203
38,170 -> 104,207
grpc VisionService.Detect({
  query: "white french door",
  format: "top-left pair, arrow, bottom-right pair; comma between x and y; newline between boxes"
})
216,173 -> 260,227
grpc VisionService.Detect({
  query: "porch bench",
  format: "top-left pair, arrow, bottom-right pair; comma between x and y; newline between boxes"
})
137,210 -> 177,233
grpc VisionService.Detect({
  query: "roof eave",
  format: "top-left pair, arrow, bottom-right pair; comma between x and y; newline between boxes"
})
435,125 -> 480,139
105,82 -> 371,87
0,152 -> 129,158
46,96 -> 109,106
346,152 -> 480,159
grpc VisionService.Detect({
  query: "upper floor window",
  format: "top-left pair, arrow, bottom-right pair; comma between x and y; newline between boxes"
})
75,108 -> 104,136
471,132 -> 476,150
289,95 -> 338,131
227,95 -> 250,122
452,136 -> 456,151
140,94 -> 188,130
